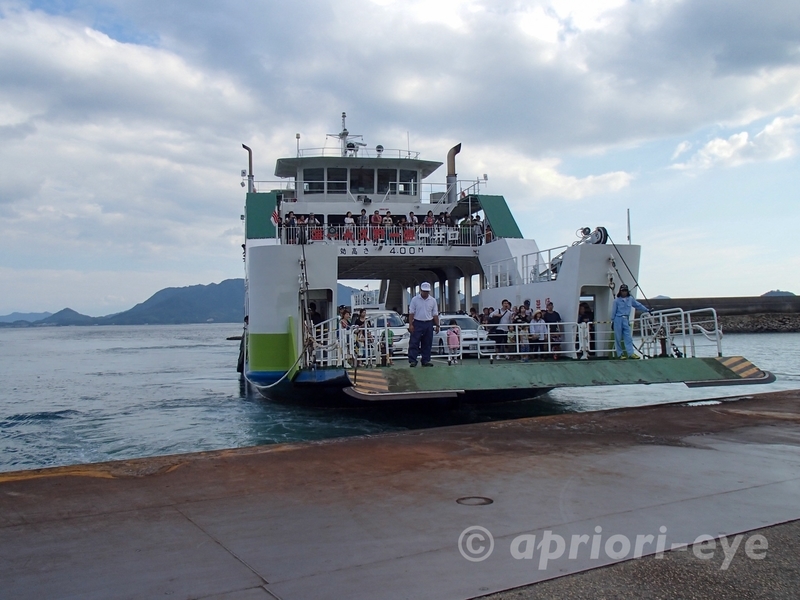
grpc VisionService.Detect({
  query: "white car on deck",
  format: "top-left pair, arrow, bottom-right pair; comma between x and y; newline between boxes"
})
365,310 -> 410,356
433,314 -> 496,357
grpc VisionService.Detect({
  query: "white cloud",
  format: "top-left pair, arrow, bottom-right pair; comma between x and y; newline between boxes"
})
462,147 -> 633,202
1,0 -> 800,311
671,140 -> 692,160
519,7 -> 561,45
673,114 -> 800,170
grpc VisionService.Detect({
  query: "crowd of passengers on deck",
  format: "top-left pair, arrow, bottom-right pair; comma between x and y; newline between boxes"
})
331,299 -> 597,364
278,209 -> 493,246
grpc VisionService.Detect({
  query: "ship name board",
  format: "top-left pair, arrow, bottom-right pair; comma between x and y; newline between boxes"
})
339,246 -> 425,256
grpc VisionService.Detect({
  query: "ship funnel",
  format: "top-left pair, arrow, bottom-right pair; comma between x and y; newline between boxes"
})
446,143 -> 461,204
242,144 -> 254,193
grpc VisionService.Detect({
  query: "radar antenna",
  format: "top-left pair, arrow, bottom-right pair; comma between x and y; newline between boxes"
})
327,112 -> 367,157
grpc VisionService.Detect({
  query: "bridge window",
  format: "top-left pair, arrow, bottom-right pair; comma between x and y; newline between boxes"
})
350,167 -> 375,194
327,168 -> 347,194
377,168 -> 397,194
399,169 -> 418,195
303,168 -> 324,194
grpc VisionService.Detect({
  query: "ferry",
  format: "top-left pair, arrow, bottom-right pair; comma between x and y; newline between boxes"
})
239,114 -> 773,402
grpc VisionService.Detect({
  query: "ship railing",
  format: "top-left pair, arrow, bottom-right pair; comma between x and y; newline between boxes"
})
484,257 -> 521,289
308,316 -> 346,367
472,322 -> 597,360
637,308 -> 722,358
344,322 -> 395,367
279,224 -> 486,247
521,247 -> 569,283
482,246 -> 569,289
296,147 -> 421,159
309,318 -> 396,368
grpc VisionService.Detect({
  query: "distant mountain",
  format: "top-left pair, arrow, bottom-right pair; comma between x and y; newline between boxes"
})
0,311 -> 52,323
37,308 -> 98,326
762,290 -> 796,297
98,279 -> 245,325
2,280 -> 379,328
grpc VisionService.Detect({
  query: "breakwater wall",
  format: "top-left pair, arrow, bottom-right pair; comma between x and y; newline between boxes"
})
645,296 -> 800,333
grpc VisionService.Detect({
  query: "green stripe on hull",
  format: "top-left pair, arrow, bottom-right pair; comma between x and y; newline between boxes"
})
248,319 -> 298,373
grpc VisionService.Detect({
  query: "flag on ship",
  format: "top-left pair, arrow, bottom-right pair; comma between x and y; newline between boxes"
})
271,208 -> 280,225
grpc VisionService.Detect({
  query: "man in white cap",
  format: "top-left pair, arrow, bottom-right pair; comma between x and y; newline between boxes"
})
407,282 -> 440,367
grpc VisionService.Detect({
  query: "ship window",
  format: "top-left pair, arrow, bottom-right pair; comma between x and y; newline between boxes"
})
399,169 -> 418,195
377,169 -> 397,194
350,168 -> 375,194
303,168 -> 324,194
327,168 -> 347,194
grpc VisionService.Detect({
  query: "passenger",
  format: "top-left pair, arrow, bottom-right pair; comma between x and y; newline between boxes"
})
307,212 -> 320,242
407,282 -> 440,367
423,210 -> 435,243
478,307 -> 491,325
351,308 -> 370,362
490,300 -> 513,358
611,284 -> 650,359
284,211 -> 297,244
357,208 -> 369,245
308,302 -> 323,326
469,307 -> 479,322
296,214 -> 307,244
343,211 -> 355,243
484,226 -> 493,243
446,319 -> 461,365
577,302 -> 595,355
407,211 -> 418,226
521,299 -> 533,321
382,211 -> 395,244
518,320 -> 531,363
353,308 -> 368,329
530,311 -> 547,359
459,215 -> 473,245
340,310 -> 351,329
542,302 -> 562,359
472,215 -> 484,245
509,308 -> 529,359
369,210 -> 382,246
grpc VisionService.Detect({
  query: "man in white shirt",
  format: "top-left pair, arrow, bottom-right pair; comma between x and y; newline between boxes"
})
407,282 -> 440,367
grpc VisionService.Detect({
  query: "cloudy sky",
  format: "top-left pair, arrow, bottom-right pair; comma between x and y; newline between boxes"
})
1,0 -> 799,316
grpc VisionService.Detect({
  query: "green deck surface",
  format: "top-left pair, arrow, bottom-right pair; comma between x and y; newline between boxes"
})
347,356 -> 764,396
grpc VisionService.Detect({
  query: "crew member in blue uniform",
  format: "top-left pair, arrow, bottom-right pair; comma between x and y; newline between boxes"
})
611,283 -> 650,359
407,282 -> 440,367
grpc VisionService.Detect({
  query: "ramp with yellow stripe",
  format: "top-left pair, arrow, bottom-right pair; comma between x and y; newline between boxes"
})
341,355 -> 774,401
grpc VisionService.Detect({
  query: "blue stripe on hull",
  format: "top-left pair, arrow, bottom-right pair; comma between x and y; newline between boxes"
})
246,370 -> 287,386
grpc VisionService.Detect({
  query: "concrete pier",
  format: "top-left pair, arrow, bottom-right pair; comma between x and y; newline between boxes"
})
2,390 -> 799,599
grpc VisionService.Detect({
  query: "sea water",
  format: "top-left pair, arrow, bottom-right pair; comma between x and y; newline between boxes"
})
0,324 -> 798,473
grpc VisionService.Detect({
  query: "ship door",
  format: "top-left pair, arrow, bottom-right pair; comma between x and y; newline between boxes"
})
580,287 -> 613,358
306,289 -> 333,323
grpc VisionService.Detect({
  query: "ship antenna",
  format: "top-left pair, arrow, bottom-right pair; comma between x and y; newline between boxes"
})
340,112 -> 347,156
326,112 -> 366,156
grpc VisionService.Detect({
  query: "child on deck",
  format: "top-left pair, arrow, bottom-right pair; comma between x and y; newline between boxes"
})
447,319 -> 461,365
